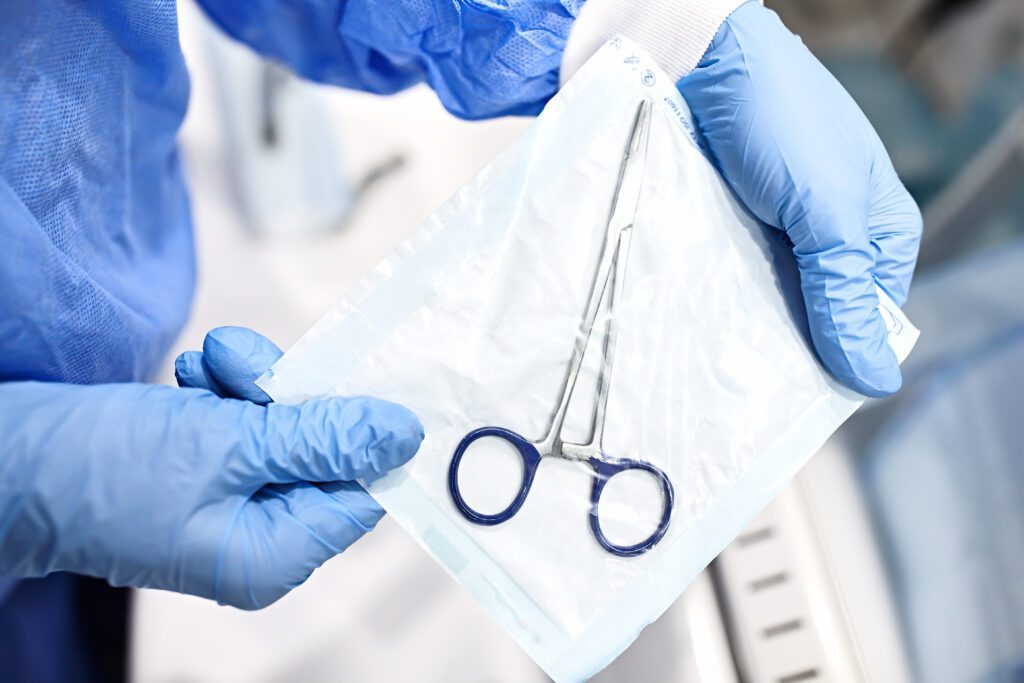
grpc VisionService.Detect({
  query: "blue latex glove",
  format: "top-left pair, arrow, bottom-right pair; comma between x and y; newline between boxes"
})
0,327 -> 423,610
677,2 -> 922,397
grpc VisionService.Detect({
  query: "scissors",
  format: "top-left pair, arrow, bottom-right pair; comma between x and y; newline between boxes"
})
448,99 -> 674,557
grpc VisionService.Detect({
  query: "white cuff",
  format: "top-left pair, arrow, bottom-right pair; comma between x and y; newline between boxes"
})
560,0 -> 750,84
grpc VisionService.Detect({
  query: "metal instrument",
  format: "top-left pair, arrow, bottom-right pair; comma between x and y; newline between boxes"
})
447,99 -> 674,557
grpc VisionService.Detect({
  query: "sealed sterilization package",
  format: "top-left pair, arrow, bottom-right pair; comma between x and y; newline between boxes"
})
258,38 -> 919,682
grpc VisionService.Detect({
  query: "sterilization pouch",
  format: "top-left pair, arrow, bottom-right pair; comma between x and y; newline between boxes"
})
257,38 -> 919,682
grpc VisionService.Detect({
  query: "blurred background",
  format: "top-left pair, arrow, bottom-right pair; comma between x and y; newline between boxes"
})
135,0 -> 1024,681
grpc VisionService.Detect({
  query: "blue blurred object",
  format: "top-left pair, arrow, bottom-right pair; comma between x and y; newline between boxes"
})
0,575 -> 95,683
677,2 -> 923,397
197,0 -> 582,119
826,57 -> 1024,205
0,327 -> 423,610
863,327 -> 1024,683
861,238 -> 1024,683
897,239 -> 1024,383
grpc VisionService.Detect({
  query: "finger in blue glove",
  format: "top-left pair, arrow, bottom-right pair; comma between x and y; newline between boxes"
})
176,326 -> 283,404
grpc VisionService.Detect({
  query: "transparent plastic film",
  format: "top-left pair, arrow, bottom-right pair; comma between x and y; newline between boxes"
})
259,38 -> 919,682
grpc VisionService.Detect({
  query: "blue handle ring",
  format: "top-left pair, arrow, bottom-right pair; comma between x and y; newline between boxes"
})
448,426 -> 542,525
587,457 -> 674,557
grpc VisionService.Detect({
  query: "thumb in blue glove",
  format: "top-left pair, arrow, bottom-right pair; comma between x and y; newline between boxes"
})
0,327 -> 423,609
174,324 -> 284,404
677,1 -> 922,397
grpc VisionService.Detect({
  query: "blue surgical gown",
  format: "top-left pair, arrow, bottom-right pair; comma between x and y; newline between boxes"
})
0,1 -> 579,680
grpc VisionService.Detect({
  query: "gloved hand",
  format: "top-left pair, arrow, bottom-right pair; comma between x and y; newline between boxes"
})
676,1 -> 922,397
0,327 -> 423,609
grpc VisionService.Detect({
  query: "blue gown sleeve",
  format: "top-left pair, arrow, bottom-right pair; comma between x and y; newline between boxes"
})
195,0 -> 583,120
